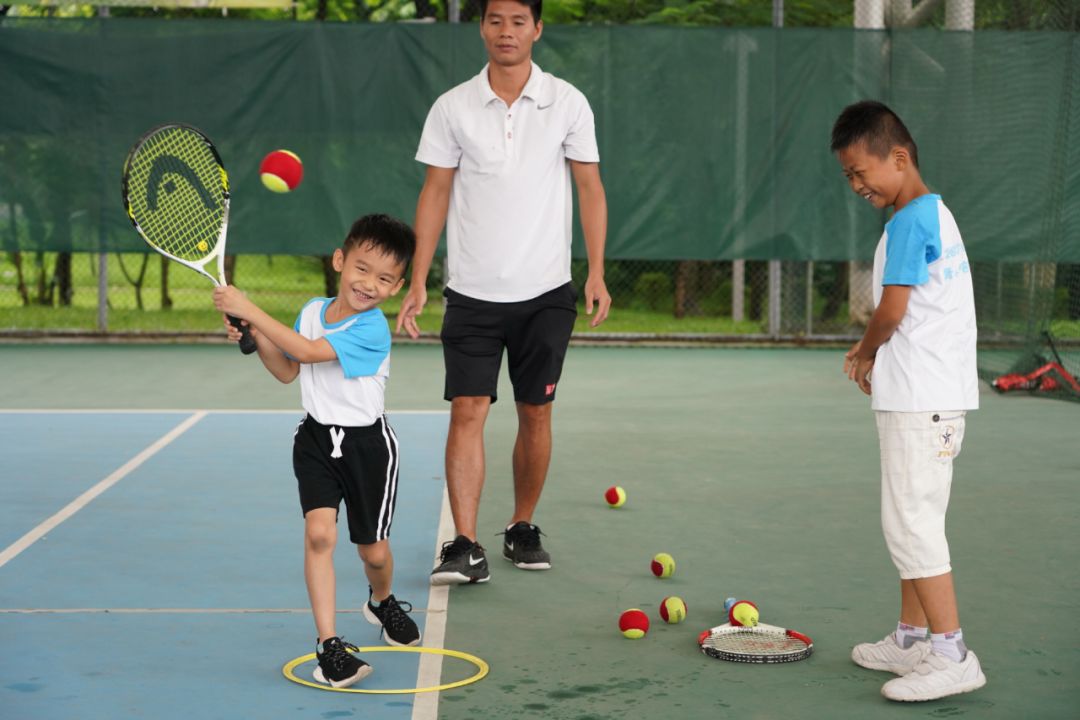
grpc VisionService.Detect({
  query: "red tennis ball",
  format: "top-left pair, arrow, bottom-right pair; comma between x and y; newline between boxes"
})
604,485 -> 626,508
618,608 -> 650,639
259,149 -> 303,193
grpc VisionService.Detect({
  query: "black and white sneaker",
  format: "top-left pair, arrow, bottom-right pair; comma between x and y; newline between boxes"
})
313,636 -> 372,688
363,591 -> 421,647
430,535 -> 490,586
501,521 -> 551,570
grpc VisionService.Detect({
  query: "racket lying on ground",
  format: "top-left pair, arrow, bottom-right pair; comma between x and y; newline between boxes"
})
121,123 -> 256,354
698,622 -> 813,664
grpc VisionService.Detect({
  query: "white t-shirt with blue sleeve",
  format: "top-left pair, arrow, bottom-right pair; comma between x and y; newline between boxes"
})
871,194 -> 979,412
293,299 -> 391,427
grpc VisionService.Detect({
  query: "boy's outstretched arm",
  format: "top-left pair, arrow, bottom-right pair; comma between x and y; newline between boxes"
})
844,285 -> 912,395
221,316 -> 299,383
214,286 -> 337,375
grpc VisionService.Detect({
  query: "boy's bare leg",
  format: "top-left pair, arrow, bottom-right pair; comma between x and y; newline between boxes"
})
511,401 -> 553,525
358,540 -> 393,601
910,572 -> 961,633
446,396 -> 491,541
304,507 -> 339,641
899,579 -> 929,627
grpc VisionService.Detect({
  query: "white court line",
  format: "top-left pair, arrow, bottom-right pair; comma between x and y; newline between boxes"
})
0,409 -> 449,415
411,488 -> 455,720
0,412 -> 207,570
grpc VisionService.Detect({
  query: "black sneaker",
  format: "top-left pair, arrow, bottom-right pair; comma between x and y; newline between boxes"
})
430,535 -> 490,586
363,591 -> 421,647
313,636 -> 372,688
501,521 -> 551,570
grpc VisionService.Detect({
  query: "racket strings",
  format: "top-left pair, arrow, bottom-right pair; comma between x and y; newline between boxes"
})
704,631 -> 807,655
125,127 -> 225,262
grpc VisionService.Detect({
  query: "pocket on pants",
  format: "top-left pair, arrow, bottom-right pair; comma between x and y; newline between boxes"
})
930,412 -> 965,463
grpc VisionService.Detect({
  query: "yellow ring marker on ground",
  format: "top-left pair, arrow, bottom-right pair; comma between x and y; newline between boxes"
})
282,646 -> 489,694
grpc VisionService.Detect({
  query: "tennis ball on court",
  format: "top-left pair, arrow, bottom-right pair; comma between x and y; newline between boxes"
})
659,596 -> 687,624
619,608 -> 650,639
196,240 -> 209,252
651,552 -> 675,578
259,149 -> 303,193
729,600 -> 759,627
604,485 -> 627,508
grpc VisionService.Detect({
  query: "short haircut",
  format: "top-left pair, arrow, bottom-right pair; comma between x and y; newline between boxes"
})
481,0 -> 542,24
830,100 -> 920,168
343,214 -> 416,272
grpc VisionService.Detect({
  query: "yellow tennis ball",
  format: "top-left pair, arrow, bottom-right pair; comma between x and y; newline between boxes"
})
604,485 -> 626,508
659,596 -> 687,624
196,240 -> 209,252
651,552 -> 675,578
729,600 -> 759,628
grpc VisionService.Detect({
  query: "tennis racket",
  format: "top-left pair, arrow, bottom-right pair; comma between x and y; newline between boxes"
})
121,123 -> 256,354
698,622 -> 813,664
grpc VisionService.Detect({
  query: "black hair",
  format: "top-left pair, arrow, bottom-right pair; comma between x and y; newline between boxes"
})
480,0 -> 542,24
343,214 -> 415,272
830,100 -> 920,168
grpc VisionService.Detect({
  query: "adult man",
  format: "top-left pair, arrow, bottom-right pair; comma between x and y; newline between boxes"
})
398,0 -> 611,585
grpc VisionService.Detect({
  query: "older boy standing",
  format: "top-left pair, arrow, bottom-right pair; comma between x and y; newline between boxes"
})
832,100 -> 986,702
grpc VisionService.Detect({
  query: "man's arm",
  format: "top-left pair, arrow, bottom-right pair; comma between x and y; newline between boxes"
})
398,165 -> 456,338
569,160 -> 611,328
844,285 -> 912,394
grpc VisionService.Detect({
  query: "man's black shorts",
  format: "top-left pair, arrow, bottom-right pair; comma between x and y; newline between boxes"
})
440,282 -> 578,405
292,414 -> 400,545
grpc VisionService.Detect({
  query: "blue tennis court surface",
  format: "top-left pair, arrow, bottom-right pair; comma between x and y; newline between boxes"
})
0,411 -> 450,720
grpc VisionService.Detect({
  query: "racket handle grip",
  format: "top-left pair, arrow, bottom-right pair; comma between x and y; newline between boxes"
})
228,315 -> 258,355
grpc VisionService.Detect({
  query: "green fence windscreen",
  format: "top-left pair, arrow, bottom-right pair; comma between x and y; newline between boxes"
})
0,19 -> 1076,263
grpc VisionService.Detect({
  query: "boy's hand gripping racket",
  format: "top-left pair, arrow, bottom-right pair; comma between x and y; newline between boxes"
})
121,123 -> 256,354
698,622 -> 813,664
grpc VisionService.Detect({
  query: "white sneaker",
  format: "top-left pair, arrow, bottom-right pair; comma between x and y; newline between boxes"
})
881,650 -> 987,702
852,633 -> 931,674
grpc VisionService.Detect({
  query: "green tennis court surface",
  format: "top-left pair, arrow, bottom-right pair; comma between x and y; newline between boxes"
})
1,344 -> 1076,719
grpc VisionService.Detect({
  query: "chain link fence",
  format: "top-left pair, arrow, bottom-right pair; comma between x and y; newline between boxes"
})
3,250 -> 1076,344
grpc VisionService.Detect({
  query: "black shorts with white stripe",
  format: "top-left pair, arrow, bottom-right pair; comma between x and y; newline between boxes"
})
293,414 -> 400,545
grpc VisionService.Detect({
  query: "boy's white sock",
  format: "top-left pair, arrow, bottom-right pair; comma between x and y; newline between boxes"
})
931,629 -> 967,662
895,622 -> 929,649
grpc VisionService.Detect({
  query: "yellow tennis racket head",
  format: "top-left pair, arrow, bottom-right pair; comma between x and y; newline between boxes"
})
121,123 -> 229,263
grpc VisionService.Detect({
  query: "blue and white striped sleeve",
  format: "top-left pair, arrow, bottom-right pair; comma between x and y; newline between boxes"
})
882,201 -> 941,286
325,311 -> 391,378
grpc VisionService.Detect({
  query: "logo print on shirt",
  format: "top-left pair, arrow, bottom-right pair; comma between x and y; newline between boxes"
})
545,383 -> 556,396
329,427 -> 346,459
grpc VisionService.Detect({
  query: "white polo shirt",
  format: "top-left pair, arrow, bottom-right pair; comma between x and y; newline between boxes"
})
416,62 -> 600,302
871,194 -> 979,412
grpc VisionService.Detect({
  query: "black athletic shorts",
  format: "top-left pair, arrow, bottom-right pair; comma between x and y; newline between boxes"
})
440,282 -> 578,405
292,414 -> 400,545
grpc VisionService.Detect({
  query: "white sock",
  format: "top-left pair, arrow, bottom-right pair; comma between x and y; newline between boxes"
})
931,629 -> 967,662
895,622 -> 929,649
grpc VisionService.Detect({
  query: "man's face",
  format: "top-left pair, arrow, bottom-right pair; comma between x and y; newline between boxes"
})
481,0 -> 542,68
836,141 -> 905,210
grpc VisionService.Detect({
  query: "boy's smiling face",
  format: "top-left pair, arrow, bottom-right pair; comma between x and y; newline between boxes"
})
836,141 -> 906,210
332,240 -> 406,314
